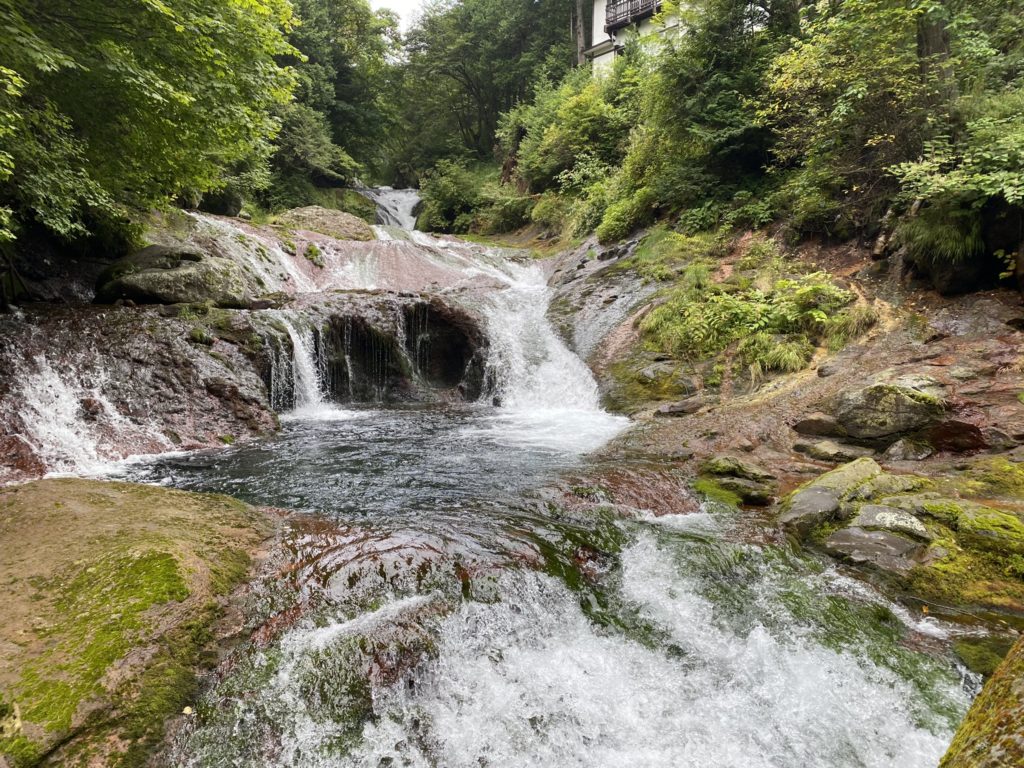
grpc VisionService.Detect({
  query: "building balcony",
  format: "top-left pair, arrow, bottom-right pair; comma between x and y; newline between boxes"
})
605,0 -> 661,32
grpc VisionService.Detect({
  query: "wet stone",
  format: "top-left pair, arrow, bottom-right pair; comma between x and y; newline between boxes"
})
794,440 -> 875,463
779,487 -> 841,537
823,527 -> 926,575
852,504 -> 931,541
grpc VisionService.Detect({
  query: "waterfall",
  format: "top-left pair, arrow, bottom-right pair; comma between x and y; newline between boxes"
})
12,353 -> 170,475
469,258 -> 628,454
273,315 -> 355,421
360,186 -> 421,231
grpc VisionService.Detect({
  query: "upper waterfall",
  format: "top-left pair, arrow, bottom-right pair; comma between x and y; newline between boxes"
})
359,186 -> 421,230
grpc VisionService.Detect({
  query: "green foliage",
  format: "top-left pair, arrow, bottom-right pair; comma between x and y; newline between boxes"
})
596,187 -> 657,244
640,265 -> 866,378
618,225 -> 724,281
894,204 -> 985,265
0,0 -> 297,244
386,0 -> 575,178
416,160 -> 487,233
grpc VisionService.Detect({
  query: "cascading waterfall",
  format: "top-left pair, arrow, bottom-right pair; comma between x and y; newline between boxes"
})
271,314 -> 356,421
471,258 -> 629,453
359,186 -> 421,232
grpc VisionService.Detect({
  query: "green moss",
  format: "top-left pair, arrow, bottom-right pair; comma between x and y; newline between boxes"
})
920,499 -> 966,525
9,551 -> 188,739
958,507 -> 1024,555
953,637 -> 1014,677
941,638 -> 1024,767
218,434 -> 235,445
188,326 -> 214,345
304,242 -> 324,268
692,477 -> 743,507
965,458 -> 1024,499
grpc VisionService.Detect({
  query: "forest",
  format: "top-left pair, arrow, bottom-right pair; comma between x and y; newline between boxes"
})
2,0 -> 1022,288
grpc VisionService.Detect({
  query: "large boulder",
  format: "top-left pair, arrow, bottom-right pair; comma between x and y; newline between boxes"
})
274,206 -> 374,241
941,636 -> 1024,767
833,383 -> 946,440
95,244 -> 257,307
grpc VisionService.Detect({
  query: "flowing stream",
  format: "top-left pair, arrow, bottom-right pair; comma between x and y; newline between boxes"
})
111,191 -> 975,767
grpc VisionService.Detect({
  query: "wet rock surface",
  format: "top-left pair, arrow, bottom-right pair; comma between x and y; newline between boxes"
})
0,479 -> 276,767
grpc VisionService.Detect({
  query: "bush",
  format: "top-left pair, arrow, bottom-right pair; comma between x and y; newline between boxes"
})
415,159 -> 484,232
596,187 -> 657,244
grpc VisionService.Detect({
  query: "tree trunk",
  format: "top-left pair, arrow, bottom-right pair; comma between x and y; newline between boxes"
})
917,4 -> 958,107
574,0 -> 586,66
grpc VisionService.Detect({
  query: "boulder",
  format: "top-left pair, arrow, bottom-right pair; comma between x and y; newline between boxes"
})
883,438 -> 935,461
834,383 -> 946,440
701,455 -> 775,483
851,504 -> 931,541
792,412 -> 845,437
958,507 -> 1024,555
805,457 -> 883,497
712,476 -> 775,506
95,244 -> 257,307
274,206 -> 374,241
794,439 -> 875,463
655,397 -> 706,417
823,527 -> 926,575
778,487 -> 841,537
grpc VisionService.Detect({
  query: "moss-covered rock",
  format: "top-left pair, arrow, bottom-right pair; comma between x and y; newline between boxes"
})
0,479 -> 275,767
833,383 -> 946,440
941,636 -> 1024,767
95,245 -> 258,308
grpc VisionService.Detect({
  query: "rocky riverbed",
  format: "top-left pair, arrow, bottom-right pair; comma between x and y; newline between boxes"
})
3,200 -> 1024,765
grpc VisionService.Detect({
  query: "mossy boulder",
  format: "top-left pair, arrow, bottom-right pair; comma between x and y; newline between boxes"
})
695,455 -> 777,506
95,244 -> 258,308
273,206 -> 374,241
833,383 -> 946,440
0,479 -> 275,767
941,636 -> 1024,767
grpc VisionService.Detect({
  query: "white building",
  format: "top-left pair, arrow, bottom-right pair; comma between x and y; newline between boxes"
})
585,0 -> 665,72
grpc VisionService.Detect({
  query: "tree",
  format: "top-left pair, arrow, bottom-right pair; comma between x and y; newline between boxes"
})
0,0 -> 296,248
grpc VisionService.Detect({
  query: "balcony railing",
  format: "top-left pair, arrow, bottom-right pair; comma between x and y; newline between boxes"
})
605,0 -> 661,32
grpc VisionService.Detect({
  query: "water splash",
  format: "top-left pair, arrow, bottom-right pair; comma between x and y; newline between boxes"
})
13,353 -> 170,475
274,315 -> 357,422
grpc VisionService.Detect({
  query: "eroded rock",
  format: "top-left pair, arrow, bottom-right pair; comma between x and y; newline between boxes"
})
794,439 -> 875,463
273,206 -> 374,241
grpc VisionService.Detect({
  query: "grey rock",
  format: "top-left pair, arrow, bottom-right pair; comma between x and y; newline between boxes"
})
779,487 -> 841,537
804,457 -> 883,497
794,440 -> 875,463
701,455 -> 775,483
883,438 -> 935,461
834,383 -> 946,440
823,527 -> 926,575
792,412 -> 845,437
714,476 -> 775,506
852,504 -> 931,541
95,245 -> 256,308
655,397 -> 705,417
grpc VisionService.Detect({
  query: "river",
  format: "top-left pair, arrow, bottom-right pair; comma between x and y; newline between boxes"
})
107,189 -> 972,767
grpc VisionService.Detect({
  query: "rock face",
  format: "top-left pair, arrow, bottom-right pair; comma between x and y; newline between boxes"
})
273,206 -> 375,241
833,383 -> 946,441
95,244 -> 259,307
779,487 -> 842,537
794,439 -> 875,463
0,479 -> 275,768
941,636 -> 1024,768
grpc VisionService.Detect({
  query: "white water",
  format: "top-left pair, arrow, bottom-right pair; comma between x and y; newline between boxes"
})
276,315 -> 358,422
360,186 -> 421,231
12,353 -> 171,476
470,259 -> 628,454
180,523 -> 966,768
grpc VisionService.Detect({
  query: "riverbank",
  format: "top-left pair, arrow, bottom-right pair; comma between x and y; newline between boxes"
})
0,479 -> 278,767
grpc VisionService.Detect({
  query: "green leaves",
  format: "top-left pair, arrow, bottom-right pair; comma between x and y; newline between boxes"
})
0,0 -> 297,243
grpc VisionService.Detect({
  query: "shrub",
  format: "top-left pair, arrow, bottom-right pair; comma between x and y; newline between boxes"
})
596,187 -> 657,244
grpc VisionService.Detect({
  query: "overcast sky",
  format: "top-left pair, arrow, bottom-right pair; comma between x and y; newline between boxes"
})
370,0 -> 425,31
